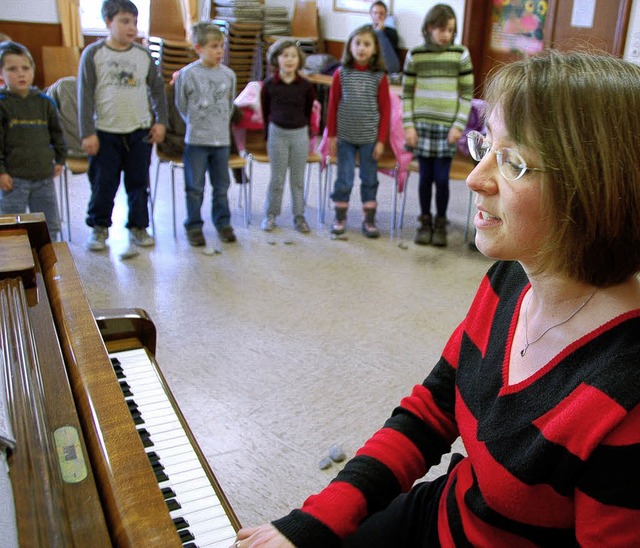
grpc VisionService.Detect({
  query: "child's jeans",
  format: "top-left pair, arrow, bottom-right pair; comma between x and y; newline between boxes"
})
0,176 -> 61,237
183,144 -> 231,231
330,139 -> 378,204
86,129 -> 152,229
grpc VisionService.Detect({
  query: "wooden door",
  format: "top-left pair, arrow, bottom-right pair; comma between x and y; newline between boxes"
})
462,0 -> 632,96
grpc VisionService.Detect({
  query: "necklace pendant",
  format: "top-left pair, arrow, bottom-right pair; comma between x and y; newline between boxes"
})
520,344 -> 528,357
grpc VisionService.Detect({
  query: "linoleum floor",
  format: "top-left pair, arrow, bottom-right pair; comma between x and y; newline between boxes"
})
63,155 -> 492,529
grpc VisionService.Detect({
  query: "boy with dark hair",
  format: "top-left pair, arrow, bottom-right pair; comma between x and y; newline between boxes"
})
79,0 -> 167,252
175,21 -> 237,246
0,41 -> 65,239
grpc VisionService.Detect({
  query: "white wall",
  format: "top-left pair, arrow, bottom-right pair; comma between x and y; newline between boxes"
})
0,0 -> 59,23
624,0 -> 640,64
269,0 -> 466,49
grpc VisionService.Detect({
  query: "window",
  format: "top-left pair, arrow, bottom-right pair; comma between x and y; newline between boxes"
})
79,0 -> 150,35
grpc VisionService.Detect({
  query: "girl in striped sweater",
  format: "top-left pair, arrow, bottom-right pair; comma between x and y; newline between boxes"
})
327,24 -> 390,238
402,4 -> 474,247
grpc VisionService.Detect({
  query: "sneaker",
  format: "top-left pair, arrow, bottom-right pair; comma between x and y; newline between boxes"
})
87,226 -> 108,251
186,228 -> 206,247
331,218 -> 346,235
129,227 -> 155,247
218,225 -> 237,243
261,215 -> 276,232
294,215 -> 310,234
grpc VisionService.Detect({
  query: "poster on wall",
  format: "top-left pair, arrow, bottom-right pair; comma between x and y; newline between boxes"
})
333,0 -> 393,14
491,0 -> 548,55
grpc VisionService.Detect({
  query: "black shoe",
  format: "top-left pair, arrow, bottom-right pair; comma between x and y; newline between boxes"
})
218,225 -> 237,243
186,228 -> 206,247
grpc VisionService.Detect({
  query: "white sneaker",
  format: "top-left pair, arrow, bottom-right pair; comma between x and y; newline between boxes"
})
87,226 -> 108,251
261,215 -> 276,232
129,227 -> 155,247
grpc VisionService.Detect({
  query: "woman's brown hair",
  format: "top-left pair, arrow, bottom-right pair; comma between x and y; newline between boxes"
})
484,50 -> 640,286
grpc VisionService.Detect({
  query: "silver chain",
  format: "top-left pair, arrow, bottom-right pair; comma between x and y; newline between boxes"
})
520,288 -> 598,357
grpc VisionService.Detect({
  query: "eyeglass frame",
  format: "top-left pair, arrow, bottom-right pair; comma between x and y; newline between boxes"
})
466,130 -> 546,181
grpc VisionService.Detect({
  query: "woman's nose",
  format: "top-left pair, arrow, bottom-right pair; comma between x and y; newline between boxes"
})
466,155 -> 498,194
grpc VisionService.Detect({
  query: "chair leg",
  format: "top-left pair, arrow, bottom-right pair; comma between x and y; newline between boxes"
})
247,154 -> 254,226
243,158 -> 251,227
316,163 -> 322,225
399,174 -> 410,230
170,162 -> 177,239
59,165 -> 72,242
390,169 -> 398,239
303,163 -> 310,205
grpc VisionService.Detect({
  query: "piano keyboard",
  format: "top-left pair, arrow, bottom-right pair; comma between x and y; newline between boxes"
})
109,348 -> 238,548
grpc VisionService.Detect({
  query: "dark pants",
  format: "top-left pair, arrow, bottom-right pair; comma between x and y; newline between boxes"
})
86,129 -> 152,229
342,474 -> 447,548
418,156 -> 453,218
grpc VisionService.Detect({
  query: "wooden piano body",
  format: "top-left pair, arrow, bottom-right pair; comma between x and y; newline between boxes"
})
0,213 -> 240,546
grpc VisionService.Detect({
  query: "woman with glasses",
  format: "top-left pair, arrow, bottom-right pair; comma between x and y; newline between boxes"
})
233,50 -> 640,548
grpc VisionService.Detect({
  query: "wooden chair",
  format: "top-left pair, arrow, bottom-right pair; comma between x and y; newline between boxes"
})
42,46 -> 80,88
265,0 -> 323,55
243,128 -> 323,226
321,146 -> 400,237
396,154 -> 477,242
151,150 -> 249,238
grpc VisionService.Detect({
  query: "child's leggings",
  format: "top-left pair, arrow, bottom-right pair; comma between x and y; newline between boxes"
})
418,155 -> 453,218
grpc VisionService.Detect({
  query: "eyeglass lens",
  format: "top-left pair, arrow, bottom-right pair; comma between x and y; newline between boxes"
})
466,131 -> 527,180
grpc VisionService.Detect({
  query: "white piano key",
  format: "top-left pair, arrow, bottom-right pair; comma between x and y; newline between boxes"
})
110,348 -> 238,546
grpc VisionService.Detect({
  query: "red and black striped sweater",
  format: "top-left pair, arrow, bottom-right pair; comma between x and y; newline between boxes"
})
273,261 -> 640,546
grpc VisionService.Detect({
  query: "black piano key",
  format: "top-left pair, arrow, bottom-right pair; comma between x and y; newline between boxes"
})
166,498 -> 181,512
178,530 -> 195,543
137,428 -> 153,448
147,451 -> 160,464
183,543 -> 197,548
110,358 -> 121,365
161,487 -> 177,500
173,517 -> 189,531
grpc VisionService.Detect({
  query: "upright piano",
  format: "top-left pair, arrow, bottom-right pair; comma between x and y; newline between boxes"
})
0,214 -> 241,547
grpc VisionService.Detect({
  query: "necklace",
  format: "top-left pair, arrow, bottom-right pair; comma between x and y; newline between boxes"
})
520,288 -> 598,357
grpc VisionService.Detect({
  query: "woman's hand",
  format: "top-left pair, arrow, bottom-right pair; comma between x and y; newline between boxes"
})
232,524 -> 295,547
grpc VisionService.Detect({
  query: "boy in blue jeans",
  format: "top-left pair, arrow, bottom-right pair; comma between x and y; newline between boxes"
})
0,41 -> 65,240
78,0 -> 167,252
175,22 -> 237,246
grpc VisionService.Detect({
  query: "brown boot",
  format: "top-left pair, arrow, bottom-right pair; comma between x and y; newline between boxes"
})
362,207 -> 380,238
432,216 -> 448,247
331,206 -> 348,234
414,214 -> 433,245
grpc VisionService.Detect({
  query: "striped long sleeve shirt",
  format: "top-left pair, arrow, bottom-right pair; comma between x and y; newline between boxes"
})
402,44 -> 474,132
272,260 -> 640,547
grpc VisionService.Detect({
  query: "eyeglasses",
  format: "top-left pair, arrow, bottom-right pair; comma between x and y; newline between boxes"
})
466,130 -> 546,181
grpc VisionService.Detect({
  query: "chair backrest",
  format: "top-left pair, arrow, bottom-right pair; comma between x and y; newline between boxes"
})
46,76 -> 85,157
290,0 -> 319,39
42,46 -> 80,88
243,129 -> 269,160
